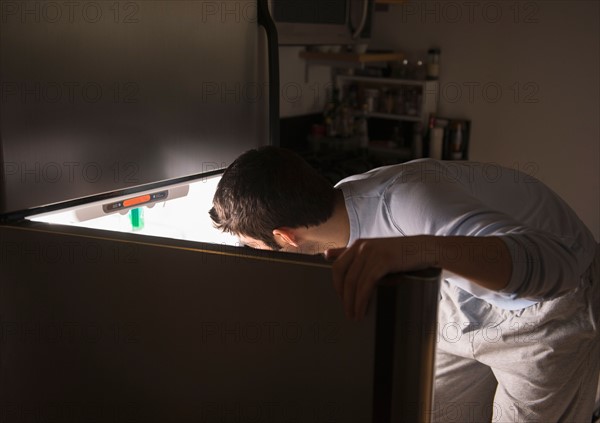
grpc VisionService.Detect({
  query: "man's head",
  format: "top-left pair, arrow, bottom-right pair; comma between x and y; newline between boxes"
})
209,146 -> 336,250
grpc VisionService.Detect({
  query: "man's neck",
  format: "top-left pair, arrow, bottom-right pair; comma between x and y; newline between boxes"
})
304,189 -> 350,252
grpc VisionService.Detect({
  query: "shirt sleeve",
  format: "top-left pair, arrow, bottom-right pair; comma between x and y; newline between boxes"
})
384,175 -> 584,301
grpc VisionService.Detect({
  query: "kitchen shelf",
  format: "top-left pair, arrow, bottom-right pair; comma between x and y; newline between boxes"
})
362,112 -> 421,122
336,75 -> 439,125
335,75 -> 439,159
299,51 -> 404,64
299,51 -> 405,82
337,75 -> 428,87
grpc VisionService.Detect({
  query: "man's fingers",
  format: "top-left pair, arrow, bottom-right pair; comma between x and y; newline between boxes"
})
331,246 -> 354,301
330,238 -> 408,321
331,244 -> 363,319
331,240 -> 395,321
340,242 -> 373,320
341,250 -> 367,320
350,247 -> 378,321
355,265 -> 383,320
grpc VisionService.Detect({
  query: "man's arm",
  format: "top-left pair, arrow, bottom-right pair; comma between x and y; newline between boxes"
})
326,235 -> 512,321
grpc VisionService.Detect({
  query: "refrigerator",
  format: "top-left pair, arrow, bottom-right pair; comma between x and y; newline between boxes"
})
0,1 -> 441,422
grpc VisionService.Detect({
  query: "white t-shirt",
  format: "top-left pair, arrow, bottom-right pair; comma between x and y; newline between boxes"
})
335,159 -> 597,310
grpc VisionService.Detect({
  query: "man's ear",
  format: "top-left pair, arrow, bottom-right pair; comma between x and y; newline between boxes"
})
273,228 -> 299,248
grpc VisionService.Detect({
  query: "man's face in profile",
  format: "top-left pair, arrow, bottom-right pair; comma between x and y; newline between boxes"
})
237,234 -> 274,251
238,233 -> 333,256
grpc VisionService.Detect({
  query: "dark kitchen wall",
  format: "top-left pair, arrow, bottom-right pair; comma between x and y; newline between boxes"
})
370,0 -> 599,239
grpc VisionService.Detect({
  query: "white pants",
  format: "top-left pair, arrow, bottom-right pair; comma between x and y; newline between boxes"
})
433,245 -> 600,423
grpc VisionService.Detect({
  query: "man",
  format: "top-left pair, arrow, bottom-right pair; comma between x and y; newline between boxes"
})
210,146 -> 599,422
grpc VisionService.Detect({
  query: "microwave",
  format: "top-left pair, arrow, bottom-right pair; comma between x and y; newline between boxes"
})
268,0 -> 374,45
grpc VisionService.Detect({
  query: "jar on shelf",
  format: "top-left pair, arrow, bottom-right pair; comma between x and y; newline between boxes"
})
379,88 -> 395,114
404,88 -> 419,116
393,88 -> 405,115
427,48 -> 441,80
451,122 -> 464,159
364,88 -> 380,113
393,59 -> 410,79
414,59 -> 426,80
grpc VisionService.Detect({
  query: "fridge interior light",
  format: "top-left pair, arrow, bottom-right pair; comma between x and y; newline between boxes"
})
27,174 -> 240,246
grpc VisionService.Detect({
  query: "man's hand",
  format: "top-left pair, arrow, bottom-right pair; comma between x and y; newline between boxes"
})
325,235 -> 512,321
325,237 -> 436,321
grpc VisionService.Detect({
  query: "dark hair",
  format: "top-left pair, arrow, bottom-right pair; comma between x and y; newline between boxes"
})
209,146 -> 336,250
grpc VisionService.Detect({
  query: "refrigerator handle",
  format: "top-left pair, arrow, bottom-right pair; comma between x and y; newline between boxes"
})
257,0 -> 280,147
374,268 -> 441,423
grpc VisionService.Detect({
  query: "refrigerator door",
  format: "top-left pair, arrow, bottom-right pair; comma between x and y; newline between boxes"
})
0,0 -> 270,216
0,223 -> 440,422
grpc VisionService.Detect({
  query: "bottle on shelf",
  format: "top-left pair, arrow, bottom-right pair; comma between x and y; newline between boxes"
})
380,88 -> 394,114
405,88 -> 420,116
427,48 -> 441,80
451,122 -> 464,159
391,58 -> 410,79
347,84 -> 359,109
323,101 -> 335,138
429,117 -> 447,160
422,115 -> 436,158
412,122 -> 423,158
393,87 -> 405,115
356,104 -> 370,149
340,102 -> 354,138
414,59 -> 426,80
364,88 -> 379,113
429,126 -> 444,160
323,87 -> 341,137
